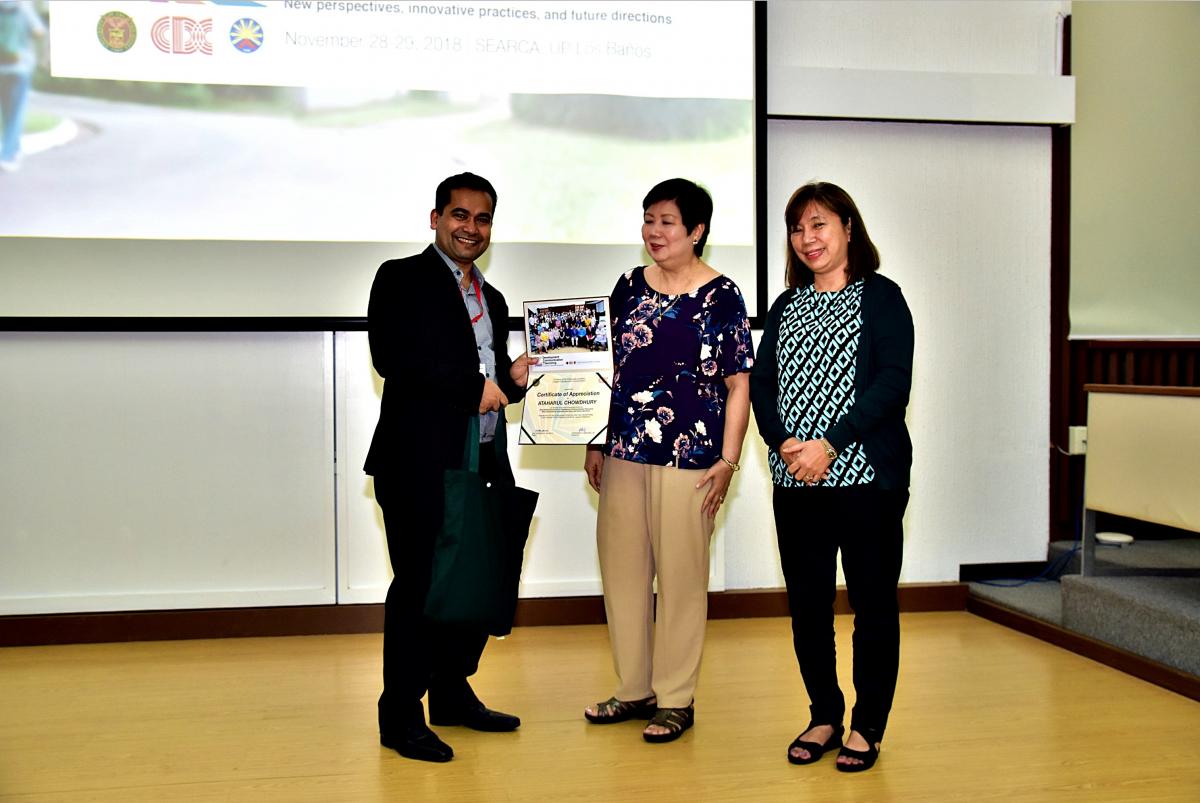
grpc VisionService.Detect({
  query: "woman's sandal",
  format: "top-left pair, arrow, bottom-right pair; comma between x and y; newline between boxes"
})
584,695 -> 656,724
642,705 -> 694,743
835,734 -> 880,773
787,722 -> 844,765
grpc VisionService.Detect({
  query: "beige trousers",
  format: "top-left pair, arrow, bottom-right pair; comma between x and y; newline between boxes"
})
596,456 -> 715,708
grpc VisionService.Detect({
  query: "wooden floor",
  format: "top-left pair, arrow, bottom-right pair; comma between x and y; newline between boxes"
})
2,613 -> 1198,802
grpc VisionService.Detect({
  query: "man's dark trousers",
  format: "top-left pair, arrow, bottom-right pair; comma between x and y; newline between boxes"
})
374,444 -> 499,728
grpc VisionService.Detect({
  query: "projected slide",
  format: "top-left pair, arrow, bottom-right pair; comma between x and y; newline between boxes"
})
3,0 -> 754,246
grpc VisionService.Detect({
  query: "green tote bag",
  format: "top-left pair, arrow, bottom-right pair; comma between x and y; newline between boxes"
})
424,416 -> 538,636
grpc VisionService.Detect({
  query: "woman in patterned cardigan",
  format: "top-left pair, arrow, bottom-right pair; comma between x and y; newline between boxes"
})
751,181 -> 914,773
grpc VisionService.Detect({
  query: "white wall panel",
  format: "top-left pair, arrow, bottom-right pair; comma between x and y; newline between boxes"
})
767,1 -> 1074,124
769,1 -> 1069,74
0,333 -> 336,614
336,331 -> 389,604
768,67 -> 1074,125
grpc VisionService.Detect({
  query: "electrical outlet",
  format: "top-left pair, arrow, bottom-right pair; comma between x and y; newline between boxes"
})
1068,426 -> 1088,455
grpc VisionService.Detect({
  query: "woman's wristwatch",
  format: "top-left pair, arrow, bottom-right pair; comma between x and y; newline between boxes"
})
819,438 -> 837,461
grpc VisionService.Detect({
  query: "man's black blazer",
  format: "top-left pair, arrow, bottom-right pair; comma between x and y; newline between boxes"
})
363,245 -> 525,484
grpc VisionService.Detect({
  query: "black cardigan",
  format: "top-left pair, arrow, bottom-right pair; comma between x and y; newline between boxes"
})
750,273 -> 914,490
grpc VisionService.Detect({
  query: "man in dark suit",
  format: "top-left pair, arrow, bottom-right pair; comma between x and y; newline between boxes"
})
364,172 -> 534,763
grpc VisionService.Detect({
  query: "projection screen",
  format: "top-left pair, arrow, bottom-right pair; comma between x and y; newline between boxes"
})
0,0 -> 756,320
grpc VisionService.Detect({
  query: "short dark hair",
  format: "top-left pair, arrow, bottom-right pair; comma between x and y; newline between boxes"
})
434,172 -> 497,216
783,181 -> 880,288
642,178 -> 713,257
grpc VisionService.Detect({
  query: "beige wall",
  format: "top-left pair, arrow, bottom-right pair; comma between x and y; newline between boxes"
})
1071,1 -> 1200,338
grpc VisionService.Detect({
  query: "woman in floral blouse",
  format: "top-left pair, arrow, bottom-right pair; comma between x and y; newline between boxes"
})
582,178 -> 754,743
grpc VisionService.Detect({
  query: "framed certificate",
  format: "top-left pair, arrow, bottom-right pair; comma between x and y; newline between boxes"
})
519,297 -> 613,445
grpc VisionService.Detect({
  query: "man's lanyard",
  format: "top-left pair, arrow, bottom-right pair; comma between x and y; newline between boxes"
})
467,274 -> 485,325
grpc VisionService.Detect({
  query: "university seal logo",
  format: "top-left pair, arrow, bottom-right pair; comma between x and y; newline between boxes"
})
97,11 -> 137,53
229,18 -> 263,53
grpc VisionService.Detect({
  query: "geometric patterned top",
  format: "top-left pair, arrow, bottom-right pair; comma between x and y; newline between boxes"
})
768,280 -> 876,488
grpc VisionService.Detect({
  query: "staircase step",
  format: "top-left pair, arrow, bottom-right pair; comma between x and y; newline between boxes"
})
1061,575 -> 1200,676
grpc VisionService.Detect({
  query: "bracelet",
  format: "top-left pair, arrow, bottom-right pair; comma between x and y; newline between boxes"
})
819,438 -> 837,461
719,455 -> 741,472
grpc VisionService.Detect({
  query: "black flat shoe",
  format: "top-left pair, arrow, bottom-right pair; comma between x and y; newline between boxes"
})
835,738 -> 880,773
380,725 -> 453,763
429,700 -> 521,732
787,722 -> 844,765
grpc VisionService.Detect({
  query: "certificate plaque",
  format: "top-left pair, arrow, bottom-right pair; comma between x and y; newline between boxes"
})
519,296 -> 613,445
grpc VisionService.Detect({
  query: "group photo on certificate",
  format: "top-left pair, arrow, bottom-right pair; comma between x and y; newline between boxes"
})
526,300 -> 610,357
518,297 -> 615,445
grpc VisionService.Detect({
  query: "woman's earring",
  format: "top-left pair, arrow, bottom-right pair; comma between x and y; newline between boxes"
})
692,239 -> 698,245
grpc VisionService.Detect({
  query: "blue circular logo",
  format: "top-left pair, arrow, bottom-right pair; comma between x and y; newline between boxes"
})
229,18 -> 263,53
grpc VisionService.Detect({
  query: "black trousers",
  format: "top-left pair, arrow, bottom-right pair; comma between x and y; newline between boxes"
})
373,444 -> 499,730
773,484 -> 908,742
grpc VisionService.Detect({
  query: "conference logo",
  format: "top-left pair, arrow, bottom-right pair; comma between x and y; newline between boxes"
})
229,18 -> 264,53
96,11 -> 137,53
151,16 -> 213,55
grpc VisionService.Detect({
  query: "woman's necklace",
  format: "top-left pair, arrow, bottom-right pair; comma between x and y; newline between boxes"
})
648,261 -> 704,318
652,290 -> 682,321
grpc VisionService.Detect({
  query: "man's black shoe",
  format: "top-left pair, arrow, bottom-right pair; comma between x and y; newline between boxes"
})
380,725 -> 454,762
429,700 -> 521,732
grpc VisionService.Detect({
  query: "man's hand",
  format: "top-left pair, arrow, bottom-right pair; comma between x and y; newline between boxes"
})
479,379 -> 508,413
509,353 -> 538,387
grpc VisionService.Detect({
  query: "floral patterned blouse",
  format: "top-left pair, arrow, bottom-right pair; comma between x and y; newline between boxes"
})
603,266 -> 754,469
